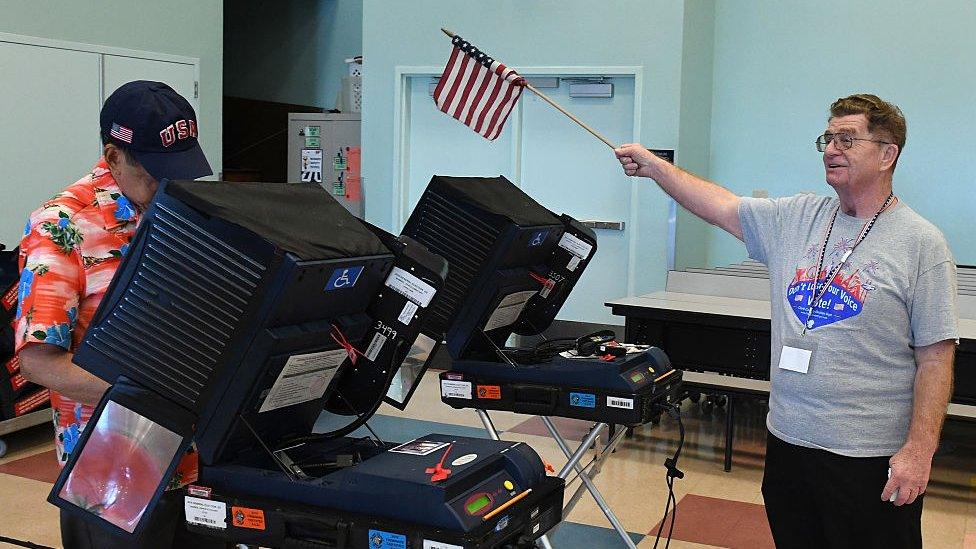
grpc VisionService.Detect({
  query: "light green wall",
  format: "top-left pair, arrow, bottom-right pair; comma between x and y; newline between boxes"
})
0,0 -> 223,177
362,0 -> 709,295
705,0 -> 976,267
225,0 -> 363,108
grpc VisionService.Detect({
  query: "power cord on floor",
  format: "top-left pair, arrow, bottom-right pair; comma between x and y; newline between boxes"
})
0,535 -> 56,549
653,402 -> 685,549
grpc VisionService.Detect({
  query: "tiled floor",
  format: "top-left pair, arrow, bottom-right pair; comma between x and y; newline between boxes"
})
1,375 -> 975,548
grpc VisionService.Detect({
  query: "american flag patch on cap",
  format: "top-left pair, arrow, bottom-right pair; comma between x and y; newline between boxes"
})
110,123 -> 133,143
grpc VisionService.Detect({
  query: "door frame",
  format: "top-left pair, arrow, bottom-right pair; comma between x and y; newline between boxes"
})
393,65 -> 643,295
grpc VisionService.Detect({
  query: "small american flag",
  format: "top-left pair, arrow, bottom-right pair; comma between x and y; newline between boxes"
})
433,35 -> 525,140
110,123 -> 133,143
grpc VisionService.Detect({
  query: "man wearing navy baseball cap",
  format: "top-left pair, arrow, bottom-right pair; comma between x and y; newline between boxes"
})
16,81 -> 219,548
99,80 -> 213,209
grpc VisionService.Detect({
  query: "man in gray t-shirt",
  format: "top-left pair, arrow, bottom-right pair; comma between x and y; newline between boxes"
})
614,94 -> 957,548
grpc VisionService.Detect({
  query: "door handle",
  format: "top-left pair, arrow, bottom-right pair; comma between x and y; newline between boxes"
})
579,220 -> 625,231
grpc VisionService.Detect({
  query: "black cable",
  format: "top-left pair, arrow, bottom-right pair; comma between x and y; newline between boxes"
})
654,402 -> 685,549
276,340 -> 404,447
506,329 -> 618,364
0,536 -> 56,549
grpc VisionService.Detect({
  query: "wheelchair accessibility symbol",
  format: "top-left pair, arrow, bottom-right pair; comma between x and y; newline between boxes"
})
326,265 -> 364,291
529,229 -> 549,247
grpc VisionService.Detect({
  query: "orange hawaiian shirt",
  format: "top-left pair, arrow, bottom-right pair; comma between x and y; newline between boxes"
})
15,159 -> 197,489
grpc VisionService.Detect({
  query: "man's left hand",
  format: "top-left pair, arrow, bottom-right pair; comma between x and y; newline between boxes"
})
882,445 -> 932,506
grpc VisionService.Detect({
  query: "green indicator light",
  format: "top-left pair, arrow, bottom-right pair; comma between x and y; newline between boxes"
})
631,373 -> 644,383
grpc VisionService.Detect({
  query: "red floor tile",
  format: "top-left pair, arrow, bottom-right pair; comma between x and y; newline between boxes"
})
650,493 -> 775,549
0,449 -> 61,484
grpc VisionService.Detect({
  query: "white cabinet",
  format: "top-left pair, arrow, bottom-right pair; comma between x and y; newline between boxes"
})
0,33 -> 198,246
102,55 -> 197,113
0,41 -> 102,245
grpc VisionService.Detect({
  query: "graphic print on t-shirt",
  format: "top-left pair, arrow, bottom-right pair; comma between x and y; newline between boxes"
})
787,239 -> 882,330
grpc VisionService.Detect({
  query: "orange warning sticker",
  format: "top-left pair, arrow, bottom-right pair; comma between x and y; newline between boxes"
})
231,507 -> 266,530
477,385 -> 501,399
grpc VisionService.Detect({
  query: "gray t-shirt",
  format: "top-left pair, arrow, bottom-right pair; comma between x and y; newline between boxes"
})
739,193 -> 958,457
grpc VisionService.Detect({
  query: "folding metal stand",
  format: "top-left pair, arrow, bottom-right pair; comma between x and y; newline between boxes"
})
476,410 -> 635,549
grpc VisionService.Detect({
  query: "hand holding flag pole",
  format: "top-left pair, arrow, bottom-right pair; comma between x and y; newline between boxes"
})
437,28 -> 618,150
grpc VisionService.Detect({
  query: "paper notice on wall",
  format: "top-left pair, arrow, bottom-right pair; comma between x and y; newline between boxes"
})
346,147 -> 361,173
300,149 -> 323,183
483,290 -> 537,331
258,349 -> 346,413
345,175 -> 362,200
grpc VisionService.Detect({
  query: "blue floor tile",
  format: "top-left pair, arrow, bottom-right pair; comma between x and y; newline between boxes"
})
547,521 -> 644,548
314,412 -> 490,442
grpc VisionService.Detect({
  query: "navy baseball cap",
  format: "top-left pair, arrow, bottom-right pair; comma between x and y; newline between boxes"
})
100,80 -> 212,181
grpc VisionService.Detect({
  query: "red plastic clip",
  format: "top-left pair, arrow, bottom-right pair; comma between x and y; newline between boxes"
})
426,443 -> 454,482
330,324 -> 363,365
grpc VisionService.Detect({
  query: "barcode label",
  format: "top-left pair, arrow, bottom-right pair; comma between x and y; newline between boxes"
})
558,232 -> 593,259
424,540 -> 464,549
365,332 -> 387,362
185,496 -> 227,529
441,380 -> 472,399
606,396 -> 634,410
385,267 -> 437,307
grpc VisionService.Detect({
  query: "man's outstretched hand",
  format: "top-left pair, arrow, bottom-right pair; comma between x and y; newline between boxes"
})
615,143 -> 659,178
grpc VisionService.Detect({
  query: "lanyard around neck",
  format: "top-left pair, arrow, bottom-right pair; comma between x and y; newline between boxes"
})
802,193 -> 894,334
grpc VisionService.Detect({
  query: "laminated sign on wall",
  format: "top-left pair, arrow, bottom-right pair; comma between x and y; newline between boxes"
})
301,149 -> 323,183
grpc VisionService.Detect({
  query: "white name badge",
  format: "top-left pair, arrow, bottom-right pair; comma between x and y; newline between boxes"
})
778,337 -> 817,374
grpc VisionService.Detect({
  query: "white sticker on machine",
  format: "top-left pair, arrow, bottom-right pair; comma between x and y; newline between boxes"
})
385,267 -> 437,307
606,396 -> 635,410
558,232 -> 593,259
567,255 -> 582,271
423,540 -> 463,549
365,332 -> 388,362
398,300 -> 419,325
483,290 -> 537,331
441,379 -> 472,399
258,349 -> 346,413
184,496 -> 227,529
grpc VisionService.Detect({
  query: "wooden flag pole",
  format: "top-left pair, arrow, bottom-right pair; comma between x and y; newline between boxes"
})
440,28 -> 618,150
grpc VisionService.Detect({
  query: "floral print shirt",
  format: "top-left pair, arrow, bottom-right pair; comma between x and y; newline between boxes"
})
14,159 -> 197,489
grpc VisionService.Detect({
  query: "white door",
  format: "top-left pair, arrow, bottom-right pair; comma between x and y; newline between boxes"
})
0,41 -> 102,246
102,56 -> 198,116
519,77 -> 635,324
402,76 -> 516,222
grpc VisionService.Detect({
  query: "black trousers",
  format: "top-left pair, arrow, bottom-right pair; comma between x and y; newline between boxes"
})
60,490 -> 229,549
762,431 -> 924,549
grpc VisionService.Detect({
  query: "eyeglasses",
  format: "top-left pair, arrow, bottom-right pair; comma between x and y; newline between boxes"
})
815,132 -> 892,152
